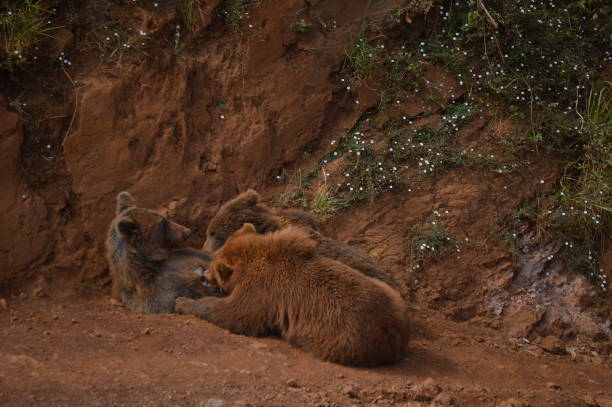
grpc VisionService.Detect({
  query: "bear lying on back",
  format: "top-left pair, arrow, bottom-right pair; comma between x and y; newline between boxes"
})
201,189 -> 396,288
106,191 -> 219,313
177,224 -> 408,366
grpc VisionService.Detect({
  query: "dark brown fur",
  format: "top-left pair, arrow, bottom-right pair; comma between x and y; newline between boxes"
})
106,191 -> 219,313
177,224 -> 408,367
201,189 -> 396,288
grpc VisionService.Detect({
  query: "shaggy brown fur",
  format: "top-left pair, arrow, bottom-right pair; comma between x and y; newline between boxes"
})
177,224 -> 408,366
106,191 -> 219,313
201,190 -> 395,288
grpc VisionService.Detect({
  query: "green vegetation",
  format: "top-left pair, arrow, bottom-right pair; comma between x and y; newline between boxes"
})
178,0 -> 202,33
278,100 -> 496,212
408,218 -> 456,262
1,0 -> 52,68
291,18 -> 312,33
315,101 -> 482,204
223,0 -> 258,30
379,47 -> 424,109
423,1 -> 610,285
311,184 -> 342,219
344,31 -> 382,81
425,1 -> 609,151
544,87 -> 611,287
280,0 -> 610,283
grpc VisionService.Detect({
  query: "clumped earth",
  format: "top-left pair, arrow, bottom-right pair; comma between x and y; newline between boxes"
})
0,1 -> 610,406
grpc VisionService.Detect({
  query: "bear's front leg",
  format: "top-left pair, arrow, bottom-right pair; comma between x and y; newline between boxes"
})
175,296 -> 201,315
175,296 -> 222,318
174,296 -> 267,337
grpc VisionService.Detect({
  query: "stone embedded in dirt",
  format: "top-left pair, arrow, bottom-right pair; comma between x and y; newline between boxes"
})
0,298 -> 8,312
432,391 -> 454,405
505,305 -> 544,338
143,328 -> 151,335
342,385 -> 360,398
546,382 -> 561,391
286,379 -> 300,388
496,398 -> 529,407
582,395 -> 601,407
415,378 -> 442,401
110,298 -> 123,306
206,398 -> 224,407
540,335 -> 566,355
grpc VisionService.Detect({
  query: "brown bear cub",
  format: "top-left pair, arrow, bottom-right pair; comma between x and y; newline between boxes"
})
106,191 -> 220,313
177,224 -> 408,366
201,189 -> 396,288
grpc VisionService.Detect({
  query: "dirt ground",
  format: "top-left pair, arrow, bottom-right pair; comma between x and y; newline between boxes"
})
0,1 -> 610,406
1,296 -> 610,407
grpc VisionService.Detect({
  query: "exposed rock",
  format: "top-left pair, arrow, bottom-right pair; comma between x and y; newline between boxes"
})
415,378 -> 442,401
504,304 -> 543,338
0,97 -> 50,294
206,399 -> 224,407
342,385 -> 360,399
286,379 -> 300,388
496,398 -> 529,407
546,382 -> 561,391
540,335 -> 566,355
432,391 -> 454,405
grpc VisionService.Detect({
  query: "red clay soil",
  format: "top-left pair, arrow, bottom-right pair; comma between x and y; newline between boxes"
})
1,296 -> 611,407
0,1 -> 610,406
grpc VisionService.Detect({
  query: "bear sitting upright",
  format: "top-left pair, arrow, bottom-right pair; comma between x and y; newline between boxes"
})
201,189 -> 396,288
177,224 -> 408,366
106,191 -> 219,313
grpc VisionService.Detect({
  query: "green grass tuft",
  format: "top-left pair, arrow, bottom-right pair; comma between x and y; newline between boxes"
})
178,0 -> 202,33
311,184 -> 342,219
408,220 -> 456,262
223,0 -> 257,30
1,0 -> 52,68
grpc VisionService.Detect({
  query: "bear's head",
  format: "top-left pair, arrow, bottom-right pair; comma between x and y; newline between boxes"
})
203,261 -> 237,294
202,189 -> 281,252
112,191 -> 192,253
204,223 -> 316,293
204,223 -> 257,293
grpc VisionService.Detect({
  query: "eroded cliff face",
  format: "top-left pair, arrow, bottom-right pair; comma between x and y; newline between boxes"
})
0,98 -> 51,289
0,0 -> 609,344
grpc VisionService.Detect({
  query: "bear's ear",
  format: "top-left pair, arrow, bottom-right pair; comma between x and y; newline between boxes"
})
116,191 -> 136,214
215,262 -> 234,283
241,189 -> 260,206
117,219 -> 140,236
235,223 -> 257,237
